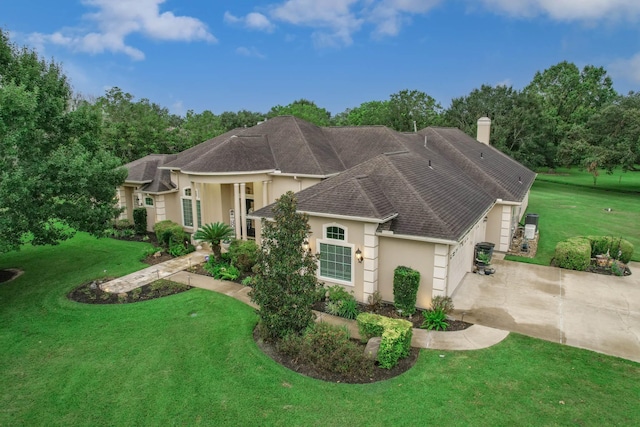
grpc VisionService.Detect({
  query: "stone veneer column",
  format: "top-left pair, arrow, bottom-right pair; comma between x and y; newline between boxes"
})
233,183 -> 241,239
240,182 -> 247,240
155,195 -> 166,222
432,244 -> 448,297
363,223 -> 379,301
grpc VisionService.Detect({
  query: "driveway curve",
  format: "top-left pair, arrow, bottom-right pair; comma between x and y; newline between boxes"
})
451,258 -> 640,363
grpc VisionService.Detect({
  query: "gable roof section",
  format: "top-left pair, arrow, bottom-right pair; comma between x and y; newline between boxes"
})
123,154 -> 177,193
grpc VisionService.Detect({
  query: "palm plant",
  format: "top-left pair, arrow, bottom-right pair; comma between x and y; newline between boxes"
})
193,222 -> 235,262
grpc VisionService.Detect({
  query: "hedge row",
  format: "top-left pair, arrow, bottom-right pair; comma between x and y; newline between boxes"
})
554,236 -> 634,271
356,312 -> 412,369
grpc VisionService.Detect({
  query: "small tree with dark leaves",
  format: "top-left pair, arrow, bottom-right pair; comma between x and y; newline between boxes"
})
249,192 -> 320,340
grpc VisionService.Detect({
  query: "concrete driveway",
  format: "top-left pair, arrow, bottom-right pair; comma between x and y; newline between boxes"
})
451,257 -> 640,363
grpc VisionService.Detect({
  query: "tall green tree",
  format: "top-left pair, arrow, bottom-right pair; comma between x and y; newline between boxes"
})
96,87 -> 184,163
0,30 -> 126,253
332,100 -> 391,126
249,192 -> 320,340
444,85 -> 545,168
523,61 -> 617,167
387,89 -> 443,132
559,92 -> 640,172
218,109 -> 265,130
267,99 -> 331,126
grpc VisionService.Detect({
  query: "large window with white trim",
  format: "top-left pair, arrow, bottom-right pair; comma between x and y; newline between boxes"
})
318,224 -> 353,284
181,188 -> 201,228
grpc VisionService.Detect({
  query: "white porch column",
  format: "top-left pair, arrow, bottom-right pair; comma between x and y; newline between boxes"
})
190,181 -> 198,230
432,244 -> 449,297
233,183 -> 241,239
363,224 -> 379,301
240,182 -> 247,240
262,180 -> 270,207
117,187 -> 127,219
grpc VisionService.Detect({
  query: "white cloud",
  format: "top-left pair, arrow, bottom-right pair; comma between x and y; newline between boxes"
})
609,53 -> 640,84
476,0 -> 640,21
224,11 -> 275,32
29,0 -> 215,60
236,46 -> 266,59
366,0 -> 442,37
269,0 -> 363,47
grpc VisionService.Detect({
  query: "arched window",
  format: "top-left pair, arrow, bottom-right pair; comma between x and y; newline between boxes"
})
318,224 -> 353,284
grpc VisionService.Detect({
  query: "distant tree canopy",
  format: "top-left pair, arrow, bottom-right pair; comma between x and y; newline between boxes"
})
267,99 -> 331,126
0,30 -> 126,253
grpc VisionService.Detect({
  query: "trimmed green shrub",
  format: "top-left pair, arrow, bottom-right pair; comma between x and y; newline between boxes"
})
133,208 -> 147,235
114,219 -> 133,230
587,236 -> 634,263
393,266 -> 421,316
357,313 -> 412,369
554,237 -> 591,271
154,220 -> 186,248
228,239 -> 259,273
554,236 -> 635,270
297,322 -> 374,377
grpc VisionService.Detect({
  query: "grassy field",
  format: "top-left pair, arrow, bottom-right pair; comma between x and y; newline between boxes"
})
1,235 -> 639,425
508,169 -> 640,265
535,167 -> 640,193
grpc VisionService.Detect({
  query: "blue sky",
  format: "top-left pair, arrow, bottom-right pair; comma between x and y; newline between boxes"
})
2,0 -> 640,116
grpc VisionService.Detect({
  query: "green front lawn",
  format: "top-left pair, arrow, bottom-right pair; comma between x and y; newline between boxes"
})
1,235 -> 639,425
507,170 -> 640,265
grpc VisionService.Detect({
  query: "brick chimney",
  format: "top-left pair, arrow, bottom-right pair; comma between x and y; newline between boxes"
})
477,117 -> 491,145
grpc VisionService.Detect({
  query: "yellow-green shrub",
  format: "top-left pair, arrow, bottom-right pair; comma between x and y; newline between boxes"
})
357,312 -> 412,369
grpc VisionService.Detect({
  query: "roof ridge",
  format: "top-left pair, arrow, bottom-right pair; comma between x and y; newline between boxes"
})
321,127 -> 348,171
353,176 -> 383,218
291,117 -> 324,174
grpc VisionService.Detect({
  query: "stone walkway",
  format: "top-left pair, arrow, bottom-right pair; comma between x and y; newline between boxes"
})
101,254 -> 508,351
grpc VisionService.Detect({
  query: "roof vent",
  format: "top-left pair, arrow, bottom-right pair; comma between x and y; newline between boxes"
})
480,152 -> 484,159
428,160 -> 433,169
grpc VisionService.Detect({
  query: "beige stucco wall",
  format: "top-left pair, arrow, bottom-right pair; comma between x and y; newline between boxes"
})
307,217 -> 365,301
270,176 -> 321,202
377,236 -> 435,310
485,204 -> 503,249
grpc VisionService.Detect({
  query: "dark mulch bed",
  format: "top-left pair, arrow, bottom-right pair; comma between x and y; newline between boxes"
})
142,250 -> 175,266
253,327 -> 420,384
313,300 -> 473,331
68,278 -> 192,304
0,269 -> 23,284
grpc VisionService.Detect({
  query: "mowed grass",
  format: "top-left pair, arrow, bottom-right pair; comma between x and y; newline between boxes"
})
508,169 -> 640,265
536,167 -> 640,193
1,235 -> 640,425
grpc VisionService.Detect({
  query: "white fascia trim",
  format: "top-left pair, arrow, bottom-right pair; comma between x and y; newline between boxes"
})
180,169 -> 276,176
125,180 -> 152,185
298,211 -> 398,224
495,198 -> 522,206
144,188 -> 179,195
273,172 -> 339,179
376,231 -> 459,245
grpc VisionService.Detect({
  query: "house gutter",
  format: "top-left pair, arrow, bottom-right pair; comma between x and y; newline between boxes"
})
272,172 -> 340,179
376,231 -> 459,246
248,211 -> 399,224
495,198 -> 522,206
179,169 -> 277,176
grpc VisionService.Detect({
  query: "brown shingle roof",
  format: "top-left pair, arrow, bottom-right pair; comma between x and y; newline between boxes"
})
123,154 -> 177,193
